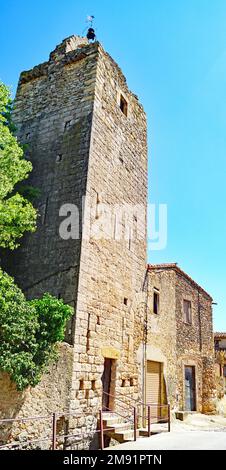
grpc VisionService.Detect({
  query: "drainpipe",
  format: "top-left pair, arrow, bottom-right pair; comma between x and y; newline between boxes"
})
198,290 -> 202,352
142,268 -> 149,422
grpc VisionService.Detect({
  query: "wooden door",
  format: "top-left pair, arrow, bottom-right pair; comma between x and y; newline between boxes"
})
101,358 -> 112,411
185,366 -> 196,411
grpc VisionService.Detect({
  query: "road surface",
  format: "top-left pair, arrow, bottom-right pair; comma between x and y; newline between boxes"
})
107,431 -> 226,450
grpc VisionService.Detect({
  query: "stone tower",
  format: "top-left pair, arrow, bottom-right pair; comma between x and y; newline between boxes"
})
1,36 -> 148,445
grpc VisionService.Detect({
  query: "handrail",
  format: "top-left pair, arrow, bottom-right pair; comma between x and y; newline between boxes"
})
0,436 -> 51,449
0,394 -> 171,450
102,404 -> 134,423
115,389 -> 170,409
102,389 -> 169,412
102,390 -> 135,408
101,390 -> 171,442
99,406 -> 137,450
0,415 -> 50,424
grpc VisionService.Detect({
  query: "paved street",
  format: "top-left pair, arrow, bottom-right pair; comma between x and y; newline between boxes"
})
106,415 -> 226,450
107,431 -> 226,450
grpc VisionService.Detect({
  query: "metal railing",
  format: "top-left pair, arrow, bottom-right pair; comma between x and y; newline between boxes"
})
0,395 -> 171,450
102,389 -> 171,427
0,414 -> 53,450
99,390 -> 171,449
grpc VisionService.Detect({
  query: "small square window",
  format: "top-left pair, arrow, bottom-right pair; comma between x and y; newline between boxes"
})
183,300 -> 192,324
120,94 -> 128,116
153,290 -> 160,315
56,154 -> 63,163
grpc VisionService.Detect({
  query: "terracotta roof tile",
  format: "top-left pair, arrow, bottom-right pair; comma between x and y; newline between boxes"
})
147,263 -> 213,301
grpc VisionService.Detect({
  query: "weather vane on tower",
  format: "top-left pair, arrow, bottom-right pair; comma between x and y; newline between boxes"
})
85,15 -> 96,42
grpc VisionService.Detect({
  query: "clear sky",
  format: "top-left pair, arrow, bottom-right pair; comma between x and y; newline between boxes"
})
0,0 -> 225,330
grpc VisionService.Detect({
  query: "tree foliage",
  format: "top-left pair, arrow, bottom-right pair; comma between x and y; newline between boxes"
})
0,269 -> 73,391
0,81 -> 73,391
0,82 -> 37,249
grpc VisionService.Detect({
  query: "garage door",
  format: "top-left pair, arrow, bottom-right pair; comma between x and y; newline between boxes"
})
146,361 -> 162,421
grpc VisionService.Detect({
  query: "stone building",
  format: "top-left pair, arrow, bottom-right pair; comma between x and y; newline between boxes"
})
147,264 -> 216,415
214,333 -> 226,398
0,36 -> 216,448
0,35 -> 148,447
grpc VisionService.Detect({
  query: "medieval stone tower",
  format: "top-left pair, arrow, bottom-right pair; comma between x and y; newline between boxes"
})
1,36 -> 148,445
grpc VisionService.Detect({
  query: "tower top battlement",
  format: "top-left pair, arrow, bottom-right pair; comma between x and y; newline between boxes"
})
18,35 -> 144,111
49,35 -> 89,60
19,36 -> 98,85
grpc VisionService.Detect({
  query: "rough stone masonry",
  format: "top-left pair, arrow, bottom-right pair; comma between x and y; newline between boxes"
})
0,35 -> 148,447
0,35 -> 216,448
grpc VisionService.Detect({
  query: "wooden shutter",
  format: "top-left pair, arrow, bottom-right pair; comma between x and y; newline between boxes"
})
146,361 -> 161,421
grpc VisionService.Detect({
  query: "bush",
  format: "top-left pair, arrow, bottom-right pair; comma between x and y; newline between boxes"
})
0,269 -> 73,391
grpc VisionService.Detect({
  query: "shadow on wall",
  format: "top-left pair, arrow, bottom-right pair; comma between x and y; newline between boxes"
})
0,343 -> 74,446
162,374 -> 168,419
0,373 -> 27,443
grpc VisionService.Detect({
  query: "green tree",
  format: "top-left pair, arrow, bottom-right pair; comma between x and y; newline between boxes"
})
0,82 -> 37,249
0,82 -> 73,390
0,269 -> 72,391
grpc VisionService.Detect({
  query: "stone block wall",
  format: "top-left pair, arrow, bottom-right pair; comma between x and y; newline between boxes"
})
175,269 -> 216,413
143,269 -> 178,409
0,343 -> 73,447
1,38 -> 99,338
0,34 -> 217,448
0,36 -> 148,447
147,265 -> 216,414
68,42 -> 148,431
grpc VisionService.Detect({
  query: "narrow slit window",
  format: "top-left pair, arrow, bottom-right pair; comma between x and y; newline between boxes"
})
64,120 -> 71,130
42,197 -> 49,225
120,94 -> 128,116
153,290 -> 160,315
91,380 -> 96,391
79,380 -> 84,390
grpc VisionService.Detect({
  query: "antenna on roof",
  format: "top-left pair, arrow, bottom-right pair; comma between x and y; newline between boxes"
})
83,15 -> 96,42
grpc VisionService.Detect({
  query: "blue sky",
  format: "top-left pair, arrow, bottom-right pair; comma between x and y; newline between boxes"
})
1,0 -> 226,330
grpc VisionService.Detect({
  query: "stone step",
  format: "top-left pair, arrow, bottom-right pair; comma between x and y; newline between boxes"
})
99,412 -> 138,443
99,417 -> 120,426
106,422 -> 132,433
108,429 -> 139,443
102,412 -> 115,418
98,415 -> 123,428
138,428 -> 151,437
100,412 -> 128,427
